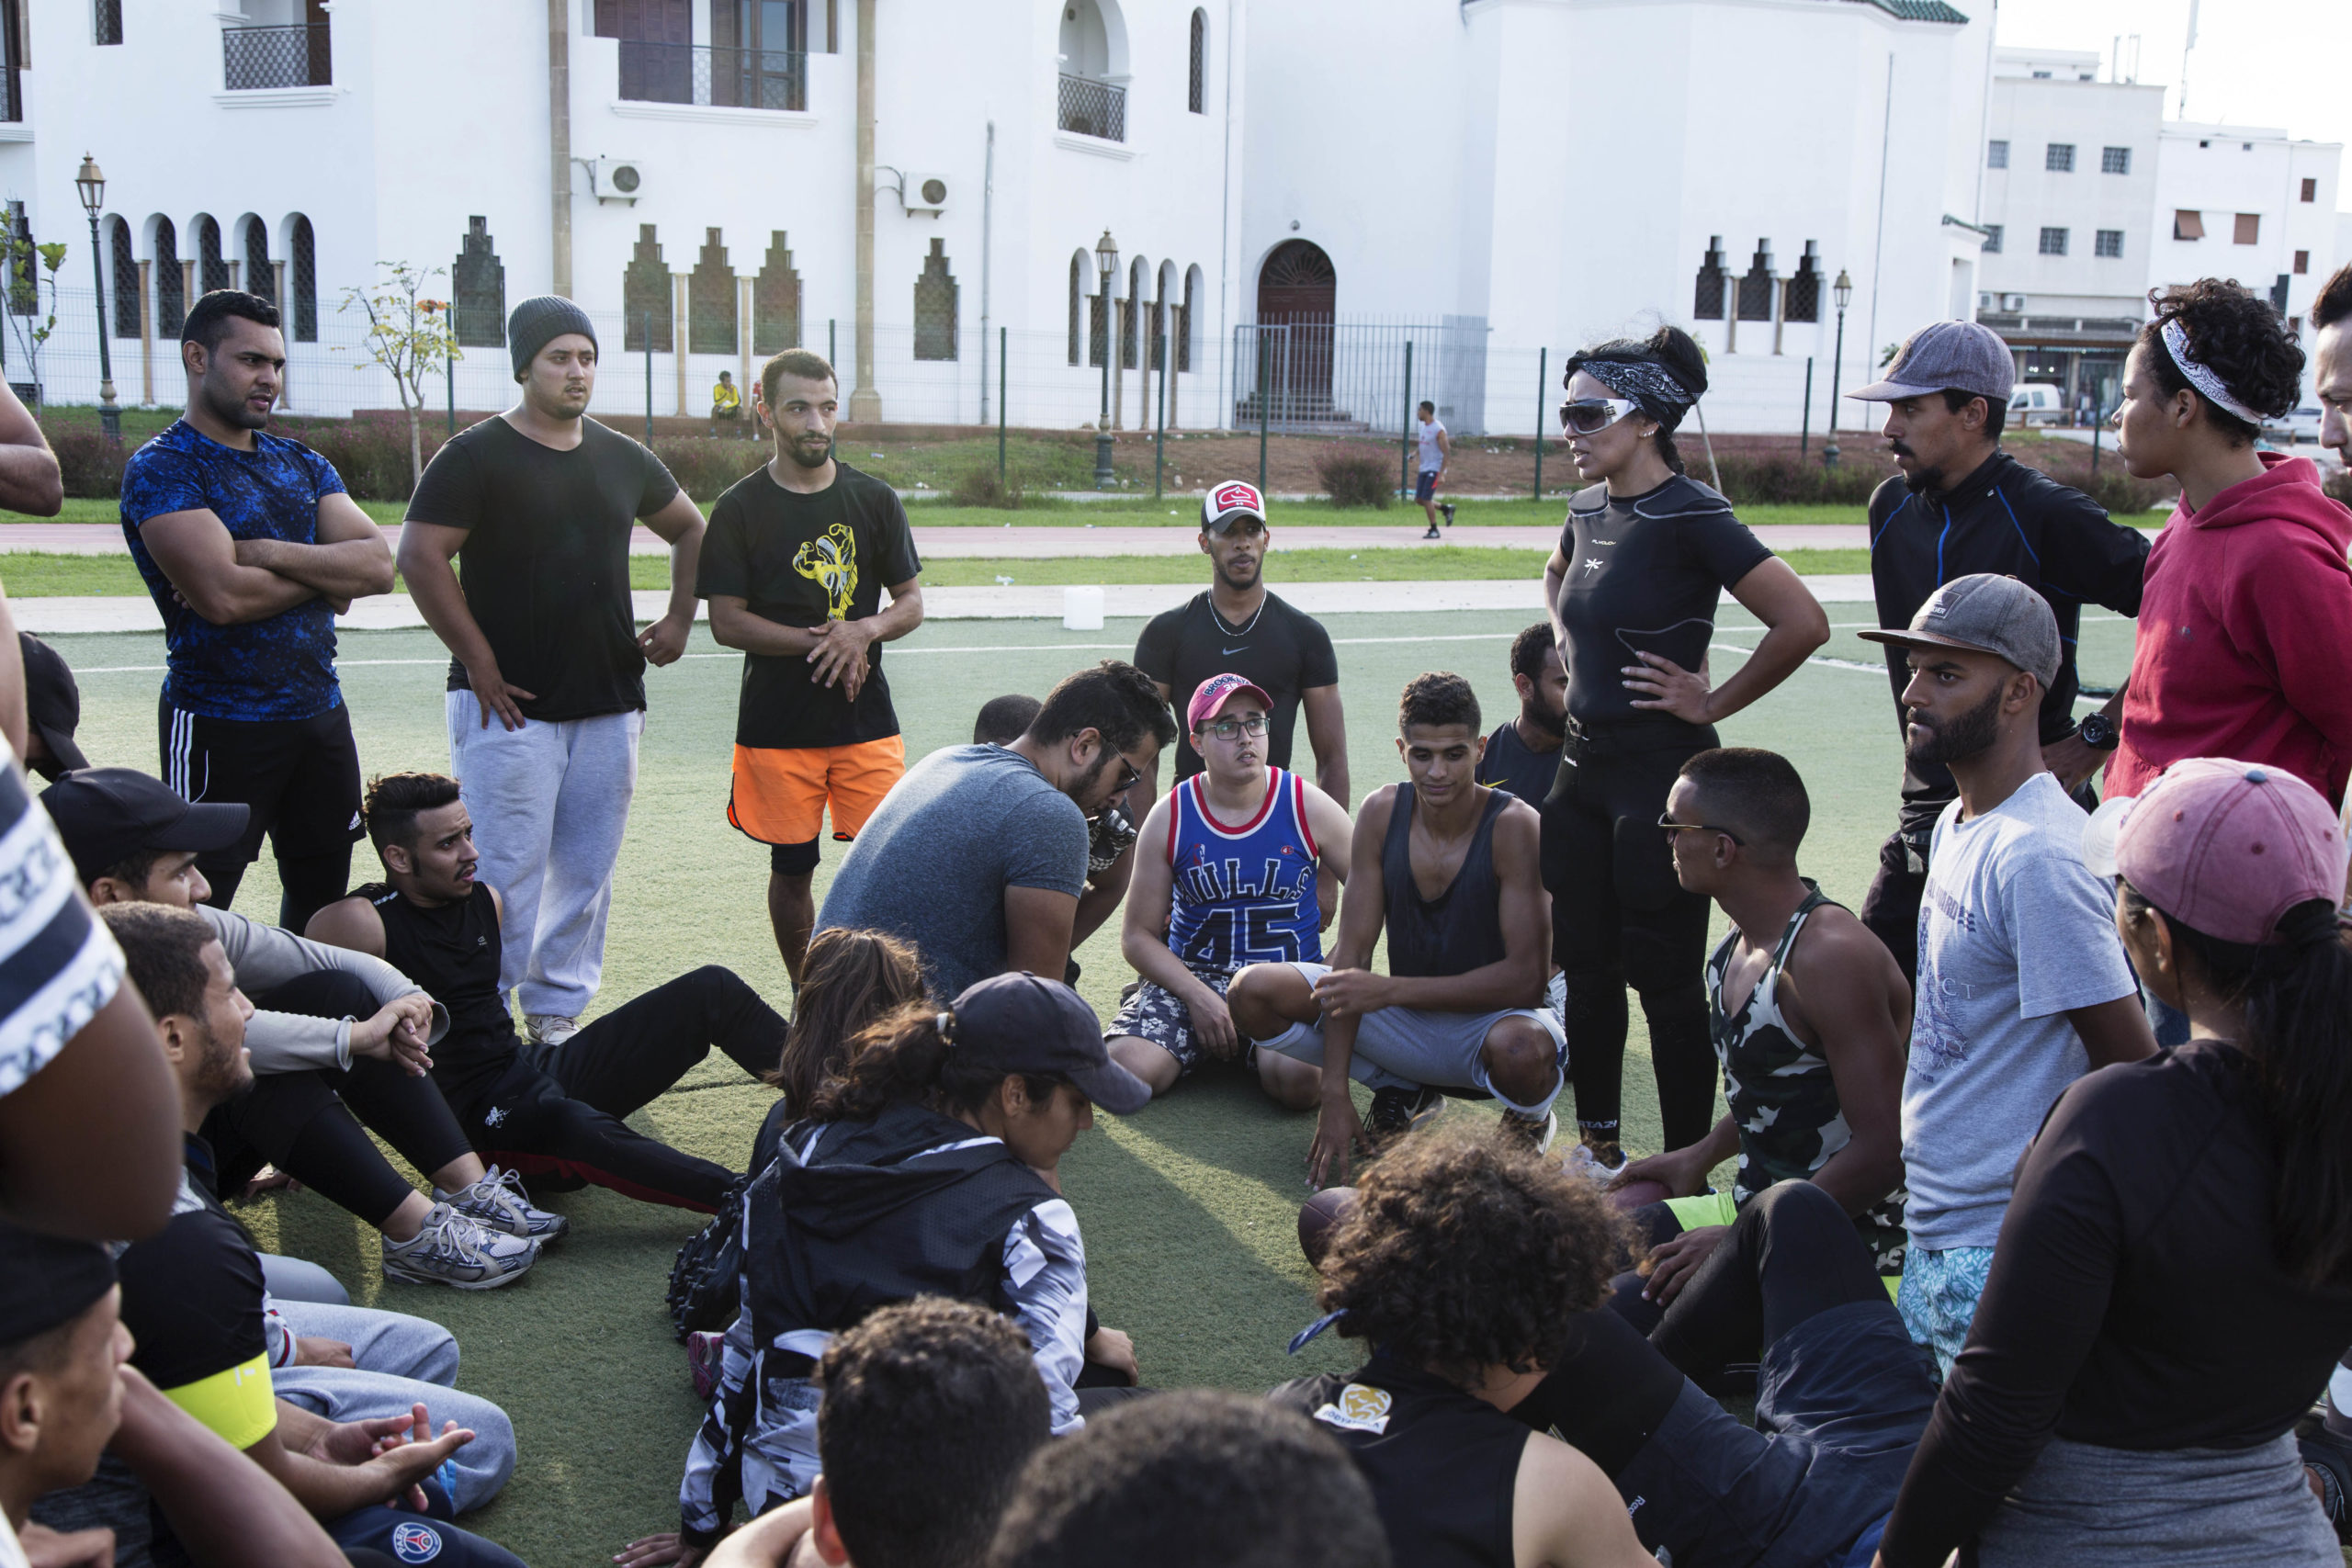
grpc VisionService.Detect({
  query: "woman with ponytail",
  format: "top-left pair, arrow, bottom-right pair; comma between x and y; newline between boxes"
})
1878,759 -> 2352,1567
1539,325 -> 1829,1170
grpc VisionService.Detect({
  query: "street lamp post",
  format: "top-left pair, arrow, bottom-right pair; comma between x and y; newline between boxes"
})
74,154 -> 120,442
1093,229 -> 1119,491
1823,268 -> 1853,469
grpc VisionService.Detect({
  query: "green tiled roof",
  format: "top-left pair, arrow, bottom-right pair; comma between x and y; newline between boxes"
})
1854,0 -> 1971,23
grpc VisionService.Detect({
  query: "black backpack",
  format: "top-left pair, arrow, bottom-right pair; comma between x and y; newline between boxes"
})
666,1171 -> 752,1341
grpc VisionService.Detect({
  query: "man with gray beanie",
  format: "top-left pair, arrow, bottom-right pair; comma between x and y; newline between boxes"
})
1847,319 -> 2149,991
397,296 -> 707,1043
1858,574 -> 2153,1374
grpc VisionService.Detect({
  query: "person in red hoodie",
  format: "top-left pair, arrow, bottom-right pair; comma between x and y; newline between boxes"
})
2109,278 -> 2352,811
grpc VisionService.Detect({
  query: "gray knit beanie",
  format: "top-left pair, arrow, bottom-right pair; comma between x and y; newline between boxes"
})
508,295 -> 598,380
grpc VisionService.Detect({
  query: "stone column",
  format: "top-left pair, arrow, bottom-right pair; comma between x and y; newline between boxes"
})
848,0 -> 880,420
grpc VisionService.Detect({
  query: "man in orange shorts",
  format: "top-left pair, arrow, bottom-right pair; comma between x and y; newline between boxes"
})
699,349 -> 925,982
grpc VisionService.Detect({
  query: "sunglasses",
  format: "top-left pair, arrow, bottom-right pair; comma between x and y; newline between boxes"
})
1657,813 -> 1746,847
1112,751 -> 1147,795
1559,397 -> 1641,436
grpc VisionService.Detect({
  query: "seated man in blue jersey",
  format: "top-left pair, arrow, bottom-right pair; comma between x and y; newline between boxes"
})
1107,673 -> 1354,1110
1229,672 -> 1564,1189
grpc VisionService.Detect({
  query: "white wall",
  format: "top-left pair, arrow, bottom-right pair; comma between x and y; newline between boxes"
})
1979,69 -> 2164,315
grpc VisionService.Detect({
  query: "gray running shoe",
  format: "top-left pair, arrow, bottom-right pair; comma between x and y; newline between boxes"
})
525,1013 -> 579,1046
382,1203 -> 538,1290
438,1164 -> 570,1244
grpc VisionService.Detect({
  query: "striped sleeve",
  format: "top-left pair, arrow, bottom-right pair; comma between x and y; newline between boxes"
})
0,765 -> 126,1100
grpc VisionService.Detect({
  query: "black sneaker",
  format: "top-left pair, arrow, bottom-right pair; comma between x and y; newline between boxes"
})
1441,502 -> 1455,525
1420,524 -> 1442,540
1496,1107 -> 1557,1156
2298,1410 -> 2352,1542
1367,1085 -> 1444,1137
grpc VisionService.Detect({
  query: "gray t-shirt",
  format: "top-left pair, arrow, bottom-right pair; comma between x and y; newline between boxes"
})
817,744 -> 1090,999
1900,770 -> 2136,1252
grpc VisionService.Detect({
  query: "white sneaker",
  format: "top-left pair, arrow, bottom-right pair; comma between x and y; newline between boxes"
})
1564,1143 -> 1625,1184
382,1203 -> 538,1290
526,1013 -> 579,1046
1498,1106 -> 1558,1156
437,1164 -> 570,1244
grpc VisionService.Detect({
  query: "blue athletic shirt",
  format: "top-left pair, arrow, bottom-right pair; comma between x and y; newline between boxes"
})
1165,766 -> 1323,974
119,419 -> 349,722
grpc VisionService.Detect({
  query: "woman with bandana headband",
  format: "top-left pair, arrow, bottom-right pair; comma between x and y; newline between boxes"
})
1538,325 -> 1829,1173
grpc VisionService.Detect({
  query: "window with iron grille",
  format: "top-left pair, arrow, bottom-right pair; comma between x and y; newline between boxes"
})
1120,263 -> 1145,369
752,231 -> 801,355
624,224 -> 671,352
1986,140 -> 2008,169
688,228 -> 737,355
2045,143 -> 2075,173
1178,267 -> 1195,372
1188,9 -> 1205,114
451,218 -> 505,347
288,215 -> 316,342
1783,243 -> 1821,321
109,217 -> 138,337
2101,146 -> 2131,175
1982,224 -> 2003,254
1736,242 -> 1775,321
195,216 -> 230,294
912,238 -> 957,361
154,220 -> 184,339
1090,294 -> 1106,368
1690,238 -> 1726,321
1067,254 -> 1082,367
242,218 -> 273,305
95,0 -> 122,44
2038,227 -> 2068,256
2095,230 -> 2122,258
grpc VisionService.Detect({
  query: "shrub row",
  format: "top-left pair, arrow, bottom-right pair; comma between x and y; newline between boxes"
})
1315,446 -> 1393,509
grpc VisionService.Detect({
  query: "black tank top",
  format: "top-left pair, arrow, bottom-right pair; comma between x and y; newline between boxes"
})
356,881 -> 517,1089
1382,784 -> 1510,977
1270,1359 -> 1524,1568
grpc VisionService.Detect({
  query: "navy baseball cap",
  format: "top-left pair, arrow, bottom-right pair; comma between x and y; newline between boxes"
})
40,767 -> 249,886
946,972 -> 1150,1114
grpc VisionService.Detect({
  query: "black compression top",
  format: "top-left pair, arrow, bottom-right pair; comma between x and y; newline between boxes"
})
357,880 -> 518,1094
1476,719 -> 1561,808
1382,784 -> 1510,978
1554,475 -> 1770,730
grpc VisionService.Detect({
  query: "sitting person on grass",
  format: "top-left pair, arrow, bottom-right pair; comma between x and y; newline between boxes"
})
308,772 -> 787,1215
1229,672 -> 1561,1187
1107,673 -> 1351,1108
1605,747 -> 1909,1335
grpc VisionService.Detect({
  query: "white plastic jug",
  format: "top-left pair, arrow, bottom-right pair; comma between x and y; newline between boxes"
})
1063,585 -> 1106,631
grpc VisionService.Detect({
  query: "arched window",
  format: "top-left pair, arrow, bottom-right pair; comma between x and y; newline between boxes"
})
1783,241 -> 1822,323
1179,264 -> 1201,373
243,217 -> 273,305
452,217 -> 506,347
688,227 -> 737,354
1121,257 -> 1149,370
1188,9 -> 1206,113
1736,240 -> 1774,322
1691,236 -> 1726,321
108,216 -> 137,338
194,215 -> 229,295
287,214 -> 316,341
153,218 -> 184,338
752,231 -> 801,354
1068,252 -> 1084,367
623,223 -> 671,352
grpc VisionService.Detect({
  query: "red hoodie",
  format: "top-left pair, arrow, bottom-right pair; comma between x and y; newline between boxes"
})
2109,453 -> 2352,807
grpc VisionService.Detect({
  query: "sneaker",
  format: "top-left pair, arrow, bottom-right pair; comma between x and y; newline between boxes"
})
1366,1085 -> 1445,1138
688,1330 -> 727,1404
2299,1410 -> 2352,1542
1441,502 -> 1455,525
1497,1107 -> 1558,1156
382,1204 -> 538,1291
525,1013 -> 579,1046
438,1164 -> 570,1244
1420,524 -> 1442,540
1564,1142 -> 1626,1184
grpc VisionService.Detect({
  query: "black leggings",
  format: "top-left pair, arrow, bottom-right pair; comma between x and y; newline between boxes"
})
1540,724 -> 1717,1150
446,965 -> 786,1213
203,972 -> 475,1227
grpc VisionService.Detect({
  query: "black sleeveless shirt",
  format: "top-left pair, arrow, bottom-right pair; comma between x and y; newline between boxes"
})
356,881 -> 518,1091
1382,784 -> 1510,977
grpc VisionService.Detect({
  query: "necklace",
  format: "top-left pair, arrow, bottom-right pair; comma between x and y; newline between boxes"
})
1209,592 -> 1267,638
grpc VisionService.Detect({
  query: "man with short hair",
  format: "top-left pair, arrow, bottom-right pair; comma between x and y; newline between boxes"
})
400,294 -> 708,1044
1132,480 -> 1346,804
974,694 -> 1137,982
1857,573 -> 2154,1371
309,773 -> 786,1215
1475,623 -> 1564,809
2318,264 -> 2352,469
711,369 -> 742,437
121,289 -> 399,932
1848,320 -> 2150,987
1108,674 -> 1351,1108
702,350 -> 924,985
1412,400 -> 1453,539
816,661 -> 1176,1001
1230,672 -> 1564,1188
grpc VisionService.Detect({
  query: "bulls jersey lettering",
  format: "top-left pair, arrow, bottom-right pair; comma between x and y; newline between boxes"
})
1166,766 -> 1324,972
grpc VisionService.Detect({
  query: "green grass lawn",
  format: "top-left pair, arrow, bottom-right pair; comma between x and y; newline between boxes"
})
42,606 -> 2143,1563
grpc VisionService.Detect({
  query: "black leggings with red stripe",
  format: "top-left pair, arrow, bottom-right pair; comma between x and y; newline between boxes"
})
441,966 -> 786,1213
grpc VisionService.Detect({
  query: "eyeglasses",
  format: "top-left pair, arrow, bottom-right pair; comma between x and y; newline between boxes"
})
1200,714 -> 1269,743
1111,751 -> 1147,795
1559,397 -> 1640,436
1657,813 -> 1745,847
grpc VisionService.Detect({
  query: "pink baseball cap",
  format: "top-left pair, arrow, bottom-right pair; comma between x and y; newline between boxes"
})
1188,672 -> 1272,732
2081,757 -> 2347,945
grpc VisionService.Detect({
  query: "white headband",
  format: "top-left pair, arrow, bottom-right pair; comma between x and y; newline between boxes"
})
2160,317 -> 2266,426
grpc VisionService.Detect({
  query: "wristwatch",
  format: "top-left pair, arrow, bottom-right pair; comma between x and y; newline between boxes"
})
2077,712 -> 2120,751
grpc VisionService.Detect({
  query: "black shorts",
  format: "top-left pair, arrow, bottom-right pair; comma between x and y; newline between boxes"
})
158,695 -> 364,864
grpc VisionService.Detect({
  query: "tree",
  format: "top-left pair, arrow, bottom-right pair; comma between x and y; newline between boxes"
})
0,227 -> 67,408
337,263 -> 458,494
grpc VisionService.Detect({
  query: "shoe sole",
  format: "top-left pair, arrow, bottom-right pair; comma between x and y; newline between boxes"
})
382,1255 -> 537,1291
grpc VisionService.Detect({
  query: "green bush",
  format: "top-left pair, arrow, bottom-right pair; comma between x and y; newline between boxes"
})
1316,446 -> 1392,508
650,437 -> 766,504
51,428 -> 126,500
1706,452 -> 1890,507
950,463 -> 1026,508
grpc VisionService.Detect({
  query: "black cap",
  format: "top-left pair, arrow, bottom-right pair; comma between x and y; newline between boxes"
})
40,768 -> 249,886
18,634 -> 87,779
0,1218 -> 115,1348
945,973 -> 1150,1115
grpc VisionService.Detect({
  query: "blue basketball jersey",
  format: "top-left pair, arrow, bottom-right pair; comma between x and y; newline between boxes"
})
1165,767 -> 1324,973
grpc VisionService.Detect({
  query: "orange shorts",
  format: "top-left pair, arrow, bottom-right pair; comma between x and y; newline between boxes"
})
728,736 -> 906,848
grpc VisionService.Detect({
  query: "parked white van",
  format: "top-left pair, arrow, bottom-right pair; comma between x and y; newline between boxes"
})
2007,383 -> 2067,426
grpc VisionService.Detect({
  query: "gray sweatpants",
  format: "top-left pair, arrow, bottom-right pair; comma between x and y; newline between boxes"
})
272,1298 -> 516,1511
1260,962 -> 1566,1117
447,692 -> 644,1018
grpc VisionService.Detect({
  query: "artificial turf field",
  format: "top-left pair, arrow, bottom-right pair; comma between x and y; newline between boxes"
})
51,601 -> 2135,1564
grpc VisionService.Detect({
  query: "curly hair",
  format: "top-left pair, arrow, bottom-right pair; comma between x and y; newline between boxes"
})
1507,622 -> 1555,683
1397,671 -> 1480,736
2140,278 -> 2304,443
1314,1131 -> 1625,1385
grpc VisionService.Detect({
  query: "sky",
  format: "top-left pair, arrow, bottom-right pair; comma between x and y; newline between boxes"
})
1996,0 -> 2352,175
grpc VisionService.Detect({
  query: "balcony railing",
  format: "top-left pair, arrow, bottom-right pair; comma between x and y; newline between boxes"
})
617,41 -> 806,112
1057,73 -> 1125,141
222,23 -> 331,90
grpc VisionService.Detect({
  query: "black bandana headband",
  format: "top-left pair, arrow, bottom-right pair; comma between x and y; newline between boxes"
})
1564,351 -> 1699,430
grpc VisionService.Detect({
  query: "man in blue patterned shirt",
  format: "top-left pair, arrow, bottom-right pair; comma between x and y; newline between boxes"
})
120,290 -> 396,931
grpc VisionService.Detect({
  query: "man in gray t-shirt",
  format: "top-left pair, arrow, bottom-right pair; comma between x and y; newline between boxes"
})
817,662 -> 1176,1000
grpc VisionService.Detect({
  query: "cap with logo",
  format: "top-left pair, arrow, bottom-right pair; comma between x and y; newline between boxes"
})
1188,672 -> 1273,733
1848,319 -> 2016,405
944,971 -> 1151,1114
40,767 -> 251,886
1201,479 -> 1268,536
17,634 -> 87,778
2080,758 -> 2347,947
1857,572 -> 2060,689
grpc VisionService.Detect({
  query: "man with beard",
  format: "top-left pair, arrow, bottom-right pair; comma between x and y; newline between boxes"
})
121,291 -> 398,932
1475,623 -> 1564,808
1848,321 -> 2148,987
699,351 -> 924,984
399,296 -> 707,1044
1858,575 -> 2153,1373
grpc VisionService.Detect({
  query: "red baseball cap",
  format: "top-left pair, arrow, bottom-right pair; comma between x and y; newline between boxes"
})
1188,672 -> 1272,732
1201,479 -> 1268,535
2082,757 -> 2347,945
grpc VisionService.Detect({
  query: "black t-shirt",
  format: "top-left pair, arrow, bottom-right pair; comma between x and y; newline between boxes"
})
1133,591 -> 1340,780
358,881 -> 519,1098
1554,476 -> 1771,729
696,462 -> 922,750
406,415 -> 684,722
118,1136 -> 270,1417
1476,719 -> 1561,807
1867,451 -> 2148,836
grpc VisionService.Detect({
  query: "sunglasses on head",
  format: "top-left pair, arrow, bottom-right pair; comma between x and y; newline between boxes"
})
1558,397 -> 1641,436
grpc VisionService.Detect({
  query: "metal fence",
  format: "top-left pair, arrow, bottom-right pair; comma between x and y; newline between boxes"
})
221,24 -> 332,91
1229,318 -> 1491,436
617,41 -> 807,112
1057,73 -> 1125,142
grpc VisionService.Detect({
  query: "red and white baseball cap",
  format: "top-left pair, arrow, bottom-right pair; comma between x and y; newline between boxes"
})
2081,757 -> 2347,945
1188,672 -> 1272,732
1201,479 -> 1268,535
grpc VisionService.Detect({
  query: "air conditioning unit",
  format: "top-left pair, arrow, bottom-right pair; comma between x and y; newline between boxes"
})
899,172 -> 950,216
1978,291 -> 1996,310
593,157 -> 648,206
2000,293 -> 2027,311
